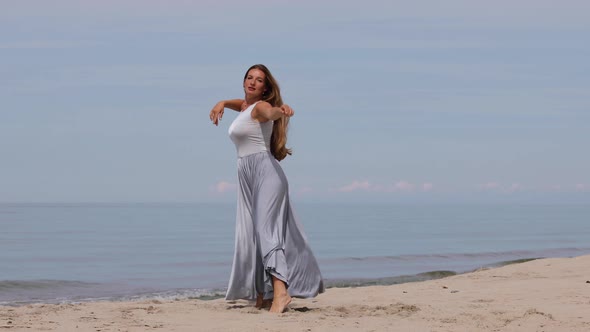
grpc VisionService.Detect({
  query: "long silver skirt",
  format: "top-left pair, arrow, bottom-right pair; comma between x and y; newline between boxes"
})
225,151 -> 325,301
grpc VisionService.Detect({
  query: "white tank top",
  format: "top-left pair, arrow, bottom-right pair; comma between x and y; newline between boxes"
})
228,102 -> 273,158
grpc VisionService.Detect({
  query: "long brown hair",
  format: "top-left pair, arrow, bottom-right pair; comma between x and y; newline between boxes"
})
244,64 -> 292,161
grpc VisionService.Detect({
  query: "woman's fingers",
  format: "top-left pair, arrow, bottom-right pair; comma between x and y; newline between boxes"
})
281,105 -> 294,117
209,105 -> 224,126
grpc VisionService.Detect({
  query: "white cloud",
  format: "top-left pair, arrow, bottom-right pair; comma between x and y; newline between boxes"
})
482,182 -> 501,190
392,181 -> 416,192
210,181 -> 236,193
338,180 -> 371,192
338,180 -> 432,193
481,182 -> 523,193
507,183 -> 523,193
540,184 -> 590,193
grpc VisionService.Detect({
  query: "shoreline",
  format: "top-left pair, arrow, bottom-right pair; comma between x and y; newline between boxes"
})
0,256 -> 542,307
2,255 -> 589,331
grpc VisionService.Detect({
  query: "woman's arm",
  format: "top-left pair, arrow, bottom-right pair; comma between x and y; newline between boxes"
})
222,99 -> 245,111
252,101 -> 294,122
209,99 -> 245,126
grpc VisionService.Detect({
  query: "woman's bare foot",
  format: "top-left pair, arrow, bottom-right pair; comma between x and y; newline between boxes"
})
255,294 -> 273,309
269,293 -> 291,313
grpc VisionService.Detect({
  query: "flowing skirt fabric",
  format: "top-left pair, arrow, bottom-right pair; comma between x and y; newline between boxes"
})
225,151 -> 325,301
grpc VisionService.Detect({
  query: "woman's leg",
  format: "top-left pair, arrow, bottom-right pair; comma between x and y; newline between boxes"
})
269,276 -> 291,313
255,293 -> 272,309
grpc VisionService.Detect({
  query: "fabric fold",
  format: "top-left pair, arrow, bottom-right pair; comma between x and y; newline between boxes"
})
225,151 -> 324,301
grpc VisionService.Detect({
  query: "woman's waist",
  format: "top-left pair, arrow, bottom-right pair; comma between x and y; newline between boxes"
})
235,144 -> 271,159
236,151 -> 286,183
237,150 -> 272,160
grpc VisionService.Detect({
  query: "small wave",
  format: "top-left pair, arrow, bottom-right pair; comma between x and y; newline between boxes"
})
111,288 -> 226,303
0,281 -> 227,307
483,257 -> 540,268
324,257 -> 546,289
0,279 -> 121,307
325,270 -> 457,288
0,280 -> 99,291
323,247 -> 590,264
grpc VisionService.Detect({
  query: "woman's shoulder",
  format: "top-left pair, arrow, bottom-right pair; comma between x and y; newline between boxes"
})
251,101 -> 273,122
254,100 -> 272,109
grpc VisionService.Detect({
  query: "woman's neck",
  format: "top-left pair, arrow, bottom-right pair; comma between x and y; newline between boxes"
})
244,97 -> 261,106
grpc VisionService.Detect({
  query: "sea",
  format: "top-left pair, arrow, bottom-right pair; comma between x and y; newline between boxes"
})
1,202 -> 589,306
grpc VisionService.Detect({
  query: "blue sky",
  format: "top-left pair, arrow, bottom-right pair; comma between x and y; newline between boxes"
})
1,0 -> 589,203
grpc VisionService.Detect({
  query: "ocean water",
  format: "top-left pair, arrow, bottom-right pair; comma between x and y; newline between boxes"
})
1,203 -> 589,306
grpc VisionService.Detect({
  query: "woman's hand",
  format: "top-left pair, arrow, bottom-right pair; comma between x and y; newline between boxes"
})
209,102 -> 225,126
280,104 -> 295,117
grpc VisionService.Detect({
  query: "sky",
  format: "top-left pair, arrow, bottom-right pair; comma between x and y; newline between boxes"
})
1,0 -> 589,204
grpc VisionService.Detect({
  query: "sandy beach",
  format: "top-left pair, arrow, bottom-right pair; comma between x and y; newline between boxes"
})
2,255 -> 589,331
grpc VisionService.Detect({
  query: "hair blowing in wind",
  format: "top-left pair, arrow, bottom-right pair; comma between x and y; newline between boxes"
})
244,64 -> 292,161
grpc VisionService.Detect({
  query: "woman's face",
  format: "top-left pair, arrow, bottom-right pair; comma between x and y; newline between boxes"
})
243,68 -> 266,99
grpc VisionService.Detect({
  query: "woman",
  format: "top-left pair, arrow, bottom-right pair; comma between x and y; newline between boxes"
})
209,64 -> 324,313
